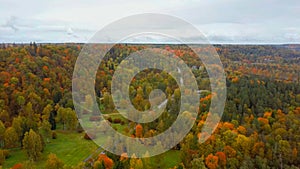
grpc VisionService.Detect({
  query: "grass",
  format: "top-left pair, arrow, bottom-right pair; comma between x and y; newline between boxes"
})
149,150 -> 181,168
2,123 -> 182,168
2,130 -> 98,169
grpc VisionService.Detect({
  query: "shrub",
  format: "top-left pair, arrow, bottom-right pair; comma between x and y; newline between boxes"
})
52,131 -> 57,139
2,149 -> 10,158
11,163 -> 23,169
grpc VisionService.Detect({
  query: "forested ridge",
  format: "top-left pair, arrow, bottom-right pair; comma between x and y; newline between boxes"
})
0,43 -> 299,169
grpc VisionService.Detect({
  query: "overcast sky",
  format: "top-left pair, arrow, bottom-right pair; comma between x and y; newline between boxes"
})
0,0 -> 299,44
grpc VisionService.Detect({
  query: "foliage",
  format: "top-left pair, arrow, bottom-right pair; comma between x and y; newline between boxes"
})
45,153 -> 64,169
1,43 -> 300,168
22,129 -> 43,161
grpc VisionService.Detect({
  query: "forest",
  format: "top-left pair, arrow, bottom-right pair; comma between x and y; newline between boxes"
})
0,43 -> 299,169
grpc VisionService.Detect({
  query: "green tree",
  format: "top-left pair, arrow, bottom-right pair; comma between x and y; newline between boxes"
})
22,129 -> 43,161
56,107 -> 77,130
39,120 -> 52,143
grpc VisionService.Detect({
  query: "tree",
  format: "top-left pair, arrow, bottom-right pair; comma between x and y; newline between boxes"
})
65,109 -> 78,130
93,160 -> 105,169
215,152 -> 226,167
22,129 -> 43,161
46,153 -> 64,169
39,120 -> 52,143
12,116 -> 24,144
135,124 -> 143,138
0,149 -> 5,165
97,153 -> 114,169
56,107 -> 78,130
205,154 -> 219,169
0,110 -> 9,124
4,127 -> 19,148
191,156 -> 207,169
278,140 -> 292,164
292,147 -> 298,163
0,121 -> 5,147
102,92 -> 114,112
142,151 -> 151,169
19,160 -> 37,169
85,94 -> 93,110
236,134 -> 251,155
130,154 -> 143,169
22,103 -> 39,132
41,104 -> 52,121
16,95 -> 25,108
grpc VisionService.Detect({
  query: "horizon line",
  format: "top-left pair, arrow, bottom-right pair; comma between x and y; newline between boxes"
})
1,42 -> 300,45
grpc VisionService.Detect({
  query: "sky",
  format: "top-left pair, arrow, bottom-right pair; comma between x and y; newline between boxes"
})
0,0 -> 299,44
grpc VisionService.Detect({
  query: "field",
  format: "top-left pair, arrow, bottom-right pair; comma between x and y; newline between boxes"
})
3,125 -> 181,169
3,130 -> 98,168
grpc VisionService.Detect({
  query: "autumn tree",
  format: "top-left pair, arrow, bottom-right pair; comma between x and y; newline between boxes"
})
278,140 -> 292,164
135,124 -> 143,138
22,129 -> 43,161
205,154 -> 219,169
46,153 -> 64,169
191,156 -> 207,169
0,121 -> 5,147
97,153 -> 114,169
41,104 -> 52,121
93,160 -> 106,169
18,160 -> 37,169
56,107 -> 78,130
215,152 -> 226,167
4,127 -> 19,148
0,149 -> 5,165
130,154 -> 144,169
39,120 -> 52,143
12,116 -> 24,145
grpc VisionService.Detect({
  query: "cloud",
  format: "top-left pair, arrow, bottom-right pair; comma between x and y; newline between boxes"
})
2,16 -> 19,32
0,0 -> 299,43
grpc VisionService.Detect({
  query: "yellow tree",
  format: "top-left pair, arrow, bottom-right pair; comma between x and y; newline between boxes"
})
4,127 -> 19,148
46,153 -> 64,169
22,129 -> 43,161
0,121 -> 5,147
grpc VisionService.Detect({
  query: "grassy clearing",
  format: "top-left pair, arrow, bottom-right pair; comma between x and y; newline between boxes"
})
149,150 -> 181,168
2,124 -> 181,168
2,130 -> 98,169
